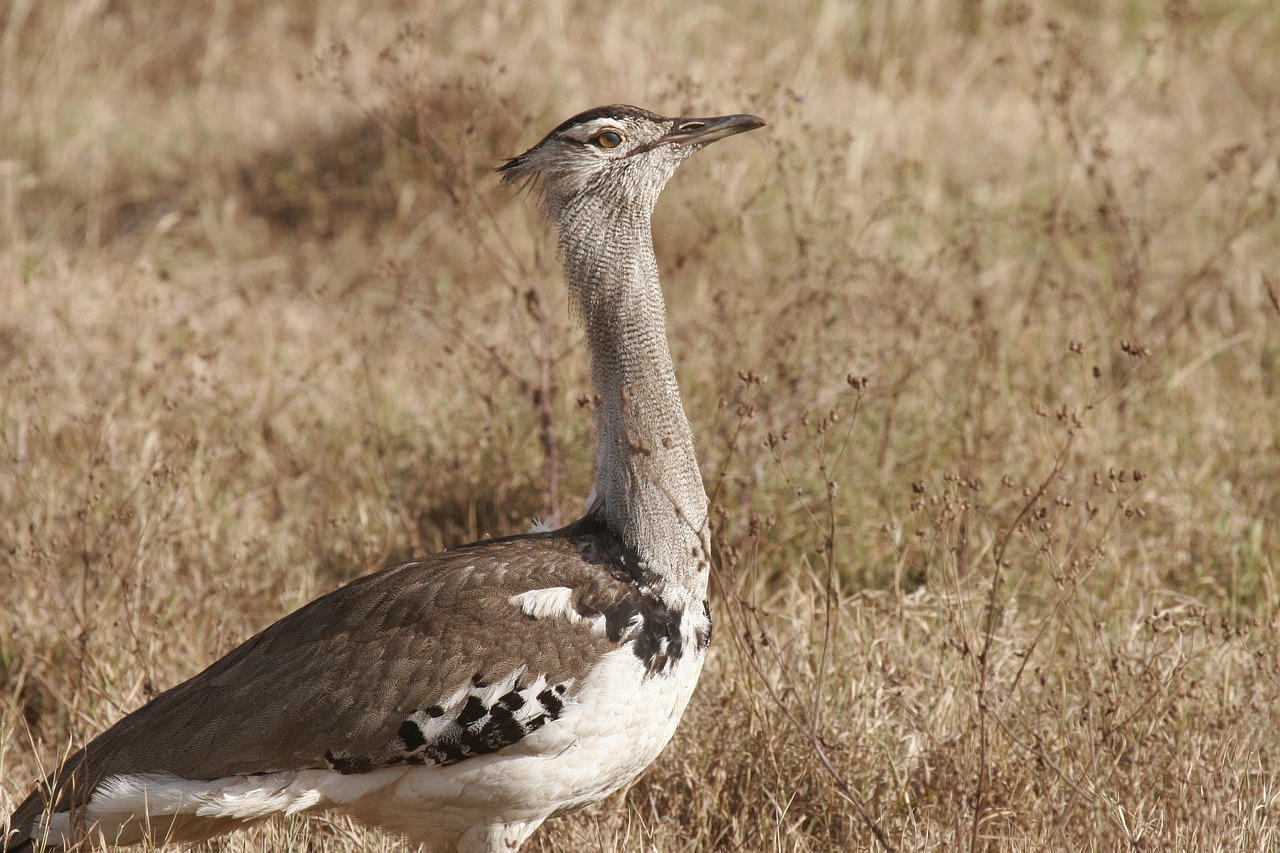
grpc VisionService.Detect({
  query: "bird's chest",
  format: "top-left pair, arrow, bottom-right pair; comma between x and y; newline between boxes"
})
529,616 -> 709,812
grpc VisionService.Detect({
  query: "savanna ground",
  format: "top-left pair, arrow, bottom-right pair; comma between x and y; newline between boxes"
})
2,0 -> 1279,850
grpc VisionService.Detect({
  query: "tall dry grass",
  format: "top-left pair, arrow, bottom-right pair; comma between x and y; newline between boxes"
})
2,0 -> 1279,850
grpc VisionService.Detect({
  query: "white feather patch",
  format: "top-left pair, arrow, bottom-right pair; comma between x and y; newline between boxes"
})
509,587 -> 610,636
510,587 -> 575,619
90,771 -> 323,821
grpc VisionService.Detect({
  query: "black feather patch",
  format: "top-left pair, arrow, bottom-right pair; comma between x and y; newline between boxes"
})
568,516 -> 692,675
326,678 -> 575,774
537,688 -> 563,719
398,719 -> 426,750
456,695 -> 488,727
325,749 -> 375,775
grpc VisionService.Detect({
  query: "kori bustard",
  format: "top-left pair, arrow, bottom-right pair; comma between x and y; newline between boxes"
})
2,105 -> 764,853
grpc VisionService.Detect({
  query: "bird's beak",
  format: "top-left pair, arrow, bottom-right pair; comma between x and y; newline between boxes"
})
662,114 -> 767,147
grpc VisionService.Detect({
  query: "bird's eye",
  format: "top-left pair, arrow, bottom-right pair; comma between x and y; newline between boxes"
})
593,130 -> 624,149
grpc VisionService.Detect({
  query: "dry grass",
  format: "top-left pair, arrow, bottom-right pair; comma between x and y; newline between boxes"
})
3,0 -> 1280,850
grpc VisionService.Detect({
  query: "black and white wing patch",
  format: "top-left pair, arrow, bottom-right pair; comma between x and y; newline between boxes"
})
325,671 -> 571,774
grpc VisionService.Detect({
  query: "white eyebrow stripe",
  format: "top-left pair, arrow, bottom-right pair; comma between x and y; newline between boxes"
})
560,119 -> 626,142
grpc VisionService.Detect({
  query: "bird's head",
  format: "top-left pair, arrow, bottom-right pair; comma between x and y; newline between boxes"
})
499,105 -> 765,218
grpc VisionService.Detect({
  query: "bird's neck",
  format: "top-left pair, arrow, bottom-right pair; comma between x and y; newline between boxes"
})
558,200 -> 710,595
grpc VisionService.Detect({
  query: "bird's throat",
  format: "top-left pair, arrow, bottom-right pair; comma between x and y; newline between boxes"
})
558,205 -> 711,591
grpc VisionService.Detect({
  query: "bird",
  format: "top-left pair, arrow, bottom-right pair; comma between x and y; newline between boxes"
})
1,104 -> 764,853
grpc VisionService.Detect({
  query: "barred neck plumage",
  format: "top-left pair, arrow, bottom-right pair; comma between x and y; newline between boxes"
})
560,195 -> 710,592
497,104 -> 766,596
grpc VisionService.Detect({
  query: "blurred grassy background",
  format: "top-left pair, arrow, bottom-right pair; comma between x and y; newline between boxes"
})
2,0 -> 1279,849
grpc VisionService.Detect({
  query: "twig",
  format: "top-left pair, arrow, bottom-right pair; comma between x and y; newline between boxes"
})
524,287 -> 562,523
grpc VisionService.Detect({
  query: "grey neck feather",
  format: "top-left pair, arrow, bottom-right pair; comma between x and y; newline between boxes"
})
555,188 -> 710,596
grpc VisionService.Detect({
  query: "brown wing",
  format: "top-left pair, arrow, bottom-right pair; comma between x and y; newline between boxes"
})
6,519 -> 653,846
